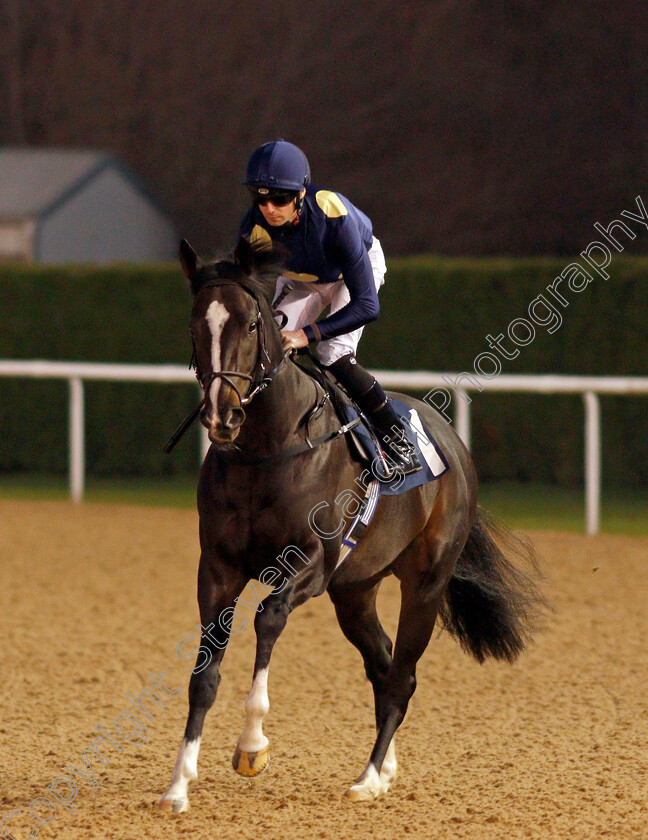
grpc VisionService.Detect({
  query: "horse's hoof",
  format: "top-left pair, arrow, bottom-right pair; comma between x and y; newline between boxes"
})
343,763 -> 383,802
344,785 -> 376,803
158,795 -> 190,814
232,744 -> 270,776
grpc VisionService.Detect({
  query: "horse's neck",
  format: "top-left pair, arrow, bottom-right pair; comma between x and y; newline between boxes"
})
238,359 -> 327,455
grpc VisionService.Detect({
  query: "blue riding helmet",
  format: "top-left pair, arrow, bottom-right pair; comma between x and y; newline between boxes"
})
244,140 -> 311,192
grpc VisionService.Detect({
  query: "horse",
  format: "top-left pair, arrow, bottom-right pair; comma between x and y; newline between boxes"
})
158,237 -> 544,812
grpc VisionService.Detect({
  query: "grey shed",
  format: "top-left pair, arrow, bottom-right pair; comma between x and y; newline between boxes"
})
0,148 -> 177,263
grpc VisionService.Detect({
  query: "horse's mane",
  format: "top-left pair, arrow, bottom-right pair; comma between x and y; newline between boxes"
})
190,240 -> 287,309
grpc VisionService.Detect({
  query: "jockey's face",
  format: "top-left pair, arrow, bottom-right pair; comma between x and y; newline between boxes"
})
258,189 -> 306,227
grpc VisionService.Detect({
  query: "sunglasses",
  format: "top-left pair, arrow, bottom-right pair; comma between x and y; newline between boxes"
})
248,187 -> 297,207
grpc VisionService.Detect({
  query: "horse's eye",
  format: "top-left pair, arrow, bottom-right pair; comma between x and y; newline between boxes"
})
248,321 -> 258,334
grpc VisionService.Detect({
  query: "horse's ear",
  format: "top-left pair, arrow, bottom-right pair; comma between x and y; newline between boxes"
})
234,236 -> 256,275
179,239 -> 200,282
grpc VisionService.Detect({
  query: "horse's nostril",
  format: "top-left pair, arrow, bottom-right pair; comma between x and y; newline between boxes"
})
223,408 -> 245,429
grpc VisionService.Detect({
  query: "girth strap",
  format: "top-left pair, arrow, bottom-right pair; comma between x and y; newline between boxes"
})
235,416 -> 362,467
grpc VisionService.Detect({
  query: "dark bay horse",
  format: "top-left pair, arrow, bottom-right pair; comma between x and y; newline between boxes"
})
159,237 -> 543,812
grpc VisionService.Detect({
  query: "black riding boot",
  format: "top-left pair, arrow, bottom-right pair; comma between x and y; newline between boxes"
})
326,354 -> 422,475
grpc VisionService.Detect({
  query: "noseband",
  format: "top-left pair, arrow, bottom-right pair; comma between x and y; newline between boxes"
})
164,278 -> 287,453
193,279 -> 285,403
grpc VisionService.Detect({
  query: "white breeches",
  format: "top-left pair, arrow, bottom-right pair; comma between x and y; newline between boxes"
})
273,237 -> 387,366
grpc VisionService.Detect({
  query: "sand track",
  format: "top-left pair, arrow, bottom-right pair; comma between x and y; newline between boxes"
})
0,500 -> 645,839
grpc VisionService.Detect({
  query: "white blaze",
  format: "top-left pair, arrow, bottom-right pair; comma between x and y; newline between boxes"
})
205,300 -> 230,407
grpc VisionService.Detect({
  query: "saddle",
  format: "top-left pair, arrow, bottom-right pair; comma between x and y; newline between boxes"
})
292,352 -> 449,494
294,354 -> 450,569
292,352 -> 377,460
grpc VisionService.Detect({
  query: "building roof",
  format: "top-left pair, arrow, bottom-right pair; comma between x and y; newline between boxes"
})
0,148 -> 113,220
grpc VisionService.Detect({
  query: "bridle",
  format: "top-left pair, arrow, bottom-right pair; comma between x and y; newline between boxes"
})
164,272 -> 361,462
164,278 -> 288,453
191,279 -> 287,405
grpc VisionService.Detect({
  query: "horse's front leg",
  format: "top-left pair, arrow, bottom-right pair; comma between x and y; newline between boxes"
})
159,557 -> 246,814
232,542 -> 325,776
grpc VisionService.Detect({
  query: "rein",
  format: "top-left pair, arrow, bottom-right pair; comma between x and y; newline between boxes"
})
162,352 -> 289,455
164,277 -> 357,460
164,278 -> 287,454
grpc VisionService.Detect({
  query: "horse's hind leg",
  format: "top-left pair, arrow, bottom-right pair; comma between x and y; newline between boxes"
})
159,557 -> 246,814
328,581 -> 398,792
346,530 -> 460,802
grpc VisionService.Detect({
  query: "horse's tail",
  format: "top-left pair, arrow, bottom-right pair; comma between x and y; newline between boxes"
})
439,507 -> 547,664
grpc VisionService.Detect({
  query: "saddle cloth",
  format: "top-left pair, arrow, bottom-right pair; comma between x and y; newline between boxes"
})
344,399 -> 449,495
335,401 -> 450,568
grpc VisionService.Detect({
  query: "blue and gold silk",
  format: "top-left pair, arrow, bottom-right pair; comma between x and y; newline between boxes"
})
239,187 -> 379,341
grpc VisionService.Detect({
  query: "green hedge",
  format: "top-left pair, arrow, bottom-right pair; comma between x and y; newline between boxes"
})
0,263 -> 201,477
360,255 -> 648,489
1,257 -> 647,487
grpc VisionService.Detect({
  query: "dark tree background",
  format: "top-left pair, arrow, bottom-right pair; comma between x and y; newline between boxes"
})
1,0 -> 647,256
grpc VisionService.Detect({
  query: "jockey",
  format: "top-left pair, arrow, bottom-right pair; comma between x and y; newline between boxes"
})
239,139 -> 421,475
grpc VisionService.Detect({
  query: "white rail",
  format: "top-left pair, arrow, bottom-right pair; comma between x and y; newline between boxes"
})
2,360 -> 648,534
0,360 -> 204,504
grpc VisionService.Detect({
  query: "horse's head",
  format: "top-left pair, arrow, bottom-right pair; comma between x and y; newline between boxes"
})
180,237 -> 284,446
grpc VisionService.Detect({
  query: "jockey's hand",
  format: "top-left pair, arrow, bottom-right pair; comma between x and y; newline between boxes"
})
281,328 -> 309,352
